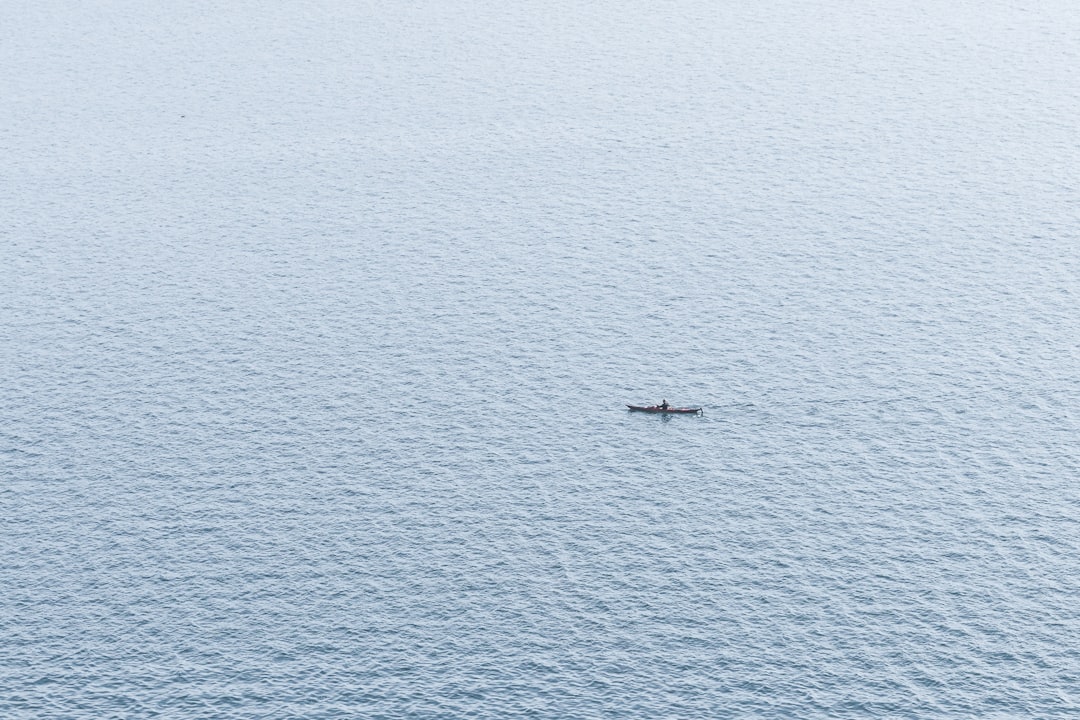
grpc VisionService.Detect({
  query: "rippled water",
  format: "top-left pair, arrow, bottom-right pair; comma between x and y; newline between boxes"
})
4,1 -> 1080,717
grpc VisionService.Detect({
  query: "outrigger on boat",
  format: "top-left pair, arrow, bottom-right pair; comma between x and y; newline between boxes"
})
627,404 -> 703,415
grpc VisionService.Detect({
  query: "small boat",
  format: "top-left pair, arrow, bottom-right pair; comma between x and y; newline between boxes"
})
627,404 -> 703,415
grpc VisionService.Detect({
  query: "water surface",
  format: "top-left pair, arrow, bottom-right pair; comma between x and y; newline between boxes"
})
3,1 -> 1080,717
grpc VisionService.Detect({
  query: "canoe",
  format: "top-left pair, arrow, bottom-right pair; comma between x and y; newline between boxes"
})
627,405 -> 703,414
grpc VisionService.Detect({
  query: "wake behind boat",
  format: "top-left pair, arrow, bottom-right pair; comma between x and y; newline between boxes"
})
627,404 -> 703,415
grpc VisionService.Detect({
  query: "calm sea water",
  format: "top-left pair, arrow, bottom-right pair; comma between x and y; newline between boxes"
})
3,1 -> 1080,717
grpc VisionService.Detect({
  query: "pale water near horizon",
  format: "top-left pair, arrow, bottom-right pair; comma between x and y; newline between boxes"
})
3,1 -> 1080,717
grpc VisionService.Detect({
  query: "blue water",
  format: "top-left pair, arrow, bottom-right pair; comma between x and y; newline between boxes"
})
3,1 -> 1080,717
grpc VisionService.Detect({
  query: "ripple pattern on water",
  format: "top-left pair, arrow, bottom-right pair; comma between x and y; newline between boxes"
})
3,0 -> 1080,717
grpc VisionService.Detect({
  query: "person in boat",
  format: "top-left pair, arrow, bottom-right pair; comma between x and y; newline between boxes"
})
660,399 -> 669,410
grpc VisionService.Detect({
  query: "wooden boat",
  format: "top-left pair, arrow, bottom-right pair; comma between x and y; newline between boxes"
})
627,405 -> 702,414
